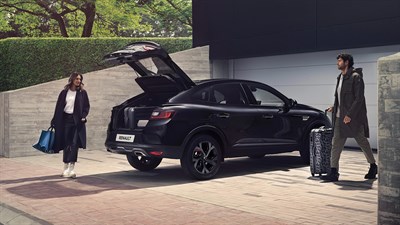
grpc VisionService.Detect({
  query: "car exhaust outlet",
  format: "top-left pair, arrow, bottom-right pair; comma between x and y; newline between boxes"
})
134,151 -> 147,157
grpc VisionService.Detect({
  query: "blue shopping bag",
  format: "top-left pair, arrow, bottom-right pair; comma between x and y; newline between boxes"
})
33,127 -> 55,153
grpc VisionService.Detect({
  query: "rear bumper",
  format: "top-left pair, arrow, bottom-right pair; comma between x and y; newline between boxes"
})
105,141 -> 183,159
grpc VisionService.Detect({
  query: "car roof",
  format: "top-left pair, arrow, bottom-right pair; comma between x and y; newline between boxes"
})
194,78 -> 264,86
191,78 -> 289,101
169,78 -> 291,105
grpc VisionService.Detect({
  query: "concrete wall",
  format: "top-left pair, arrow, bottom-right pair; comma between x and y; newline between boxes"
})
0,92 -> 6,157
0,46 -> 210,157
377,53 -> 400,225
212,45 -> 400,149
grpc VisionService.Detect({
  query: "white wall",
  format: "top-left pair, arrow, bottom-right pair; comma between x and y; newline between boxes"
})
213,45 -> 400,149
0,46 -> 210,157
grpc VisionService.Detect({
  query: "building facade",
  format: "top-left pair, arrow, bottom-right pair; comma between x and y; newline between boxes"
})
192,0 -> 400,148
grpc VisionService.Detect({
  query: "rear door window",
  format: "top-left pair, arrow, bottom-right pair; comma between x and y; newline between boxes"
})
193,83 -> 247,105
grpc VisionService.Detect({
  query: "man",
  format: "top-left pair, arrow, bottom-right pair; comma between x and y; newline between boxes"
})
321,53 -> 377,182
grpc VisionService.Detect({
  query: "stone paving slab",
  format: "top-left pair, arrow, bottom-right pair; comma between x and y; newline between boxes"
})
0,202 -> 52,225
0,149 -> 378,225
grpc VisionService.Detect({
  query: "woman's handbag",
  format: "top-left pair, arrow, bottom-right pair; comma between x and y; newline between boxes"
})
33,127 -> 55,153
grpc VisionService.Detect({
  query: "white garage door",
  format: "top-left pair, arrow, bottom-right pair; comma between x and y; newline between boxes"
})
226,45 -> 400,149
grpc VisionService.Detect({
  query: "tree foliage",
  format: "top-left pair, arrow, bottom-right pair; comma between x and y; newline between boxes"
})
0,0 -> 94,37
0,0 -> 192,38
138,0 -> 192,37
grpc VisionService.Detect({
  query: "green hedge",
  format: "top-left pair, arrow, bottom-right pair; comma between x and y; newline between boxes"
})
0,37 -> 192,92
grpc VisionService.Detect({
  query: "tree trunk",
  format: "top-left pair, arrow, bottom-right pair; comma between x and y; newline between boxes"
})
81,2 -> 96,37
51,13 -> 69,37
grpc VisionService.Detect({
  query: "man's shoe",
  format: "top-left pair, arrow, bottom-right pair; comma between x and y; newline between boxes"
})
321,168 -> 339,182
364,163 -> 377,179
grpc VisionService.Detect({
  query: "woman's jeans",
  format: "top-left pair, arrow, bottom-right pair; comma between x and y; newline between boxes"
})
63,113 -> 79,163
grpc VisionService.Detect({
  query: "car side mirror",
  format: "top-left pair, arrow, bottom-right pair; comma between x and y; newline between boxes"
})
290,99 -> 297,107
282,99 -> 296,112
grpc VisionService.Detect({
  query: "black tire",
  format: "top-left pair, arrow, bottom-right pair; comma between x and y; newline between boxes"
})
248,154 -> 265,159
180,135 -> 222,180
126,154 -> 162,171
300,134 -> 311,165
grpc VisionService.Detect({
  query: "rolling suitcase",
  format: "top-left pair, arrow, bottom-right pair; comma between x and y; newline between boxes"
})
309,126 -> 333,176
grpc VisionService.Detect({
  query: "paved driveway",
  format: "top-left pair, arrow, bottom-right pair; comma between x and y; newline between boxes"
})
0,149 -> 377,225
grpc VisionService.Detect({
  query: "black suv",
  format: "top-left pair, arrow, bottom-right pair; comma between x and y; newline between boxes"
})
104,41 -> 331,180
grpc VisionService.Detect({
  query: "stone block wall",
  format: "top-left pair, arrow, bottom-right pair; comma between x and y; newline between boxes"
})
0,46 -> 210,157
377,52 -> 400,225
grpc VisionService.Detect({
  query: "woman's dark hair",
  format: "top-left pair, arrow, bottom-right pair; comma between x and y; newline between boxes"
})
337,53 -> 354,68
64,72 -> 84,90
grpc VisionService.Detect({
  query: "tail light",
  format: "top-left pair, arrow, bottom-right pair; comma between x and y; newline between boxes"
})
150,110 -> 175,120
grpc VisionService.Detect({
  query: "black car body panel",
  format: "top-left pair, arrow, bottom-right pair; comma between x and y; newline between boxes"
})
104,41 -> 332,179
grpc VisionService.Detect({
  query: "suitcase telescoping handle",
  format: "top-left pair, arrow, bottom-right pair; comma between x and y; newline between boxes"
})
324,108 -> 333,124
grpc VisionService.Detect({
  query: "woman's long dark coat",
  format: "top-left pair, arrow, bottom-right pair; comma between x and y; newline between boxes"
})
332,67 -> 369,138
51,89 -> 90,152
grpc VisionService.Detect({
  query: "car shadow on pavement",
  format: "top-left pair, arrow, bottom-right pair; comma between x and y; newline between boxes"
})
217,155 -> 305,178
3,154 -> 306,199
4,175 -> 135,200
93,154 -> 306,188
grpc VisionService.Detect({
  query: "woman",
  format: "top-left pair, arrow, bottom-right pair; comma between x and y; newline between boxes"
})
51,72 -> 90,178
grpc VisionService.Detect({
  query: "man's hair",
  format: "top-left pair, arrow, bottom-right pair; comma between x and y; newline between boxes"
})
337,53 -> 354,68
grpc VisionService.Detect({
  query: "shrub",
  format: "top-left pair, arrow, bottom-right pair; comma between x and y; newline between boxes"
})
0,37 -> 192,92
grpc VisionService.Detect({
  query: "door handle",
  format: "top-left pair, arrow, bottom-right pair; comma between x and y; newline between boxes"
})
292,115 -> 310,121
262,115 -> 274,119
216,113 -> 230,118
